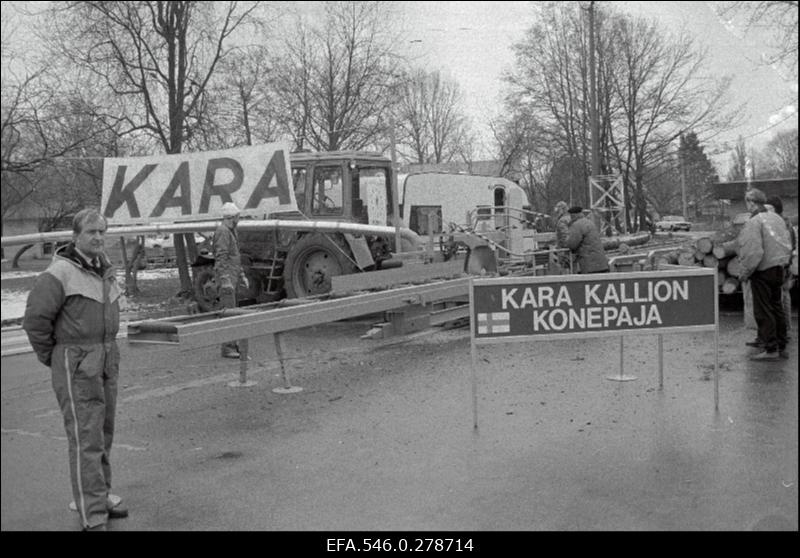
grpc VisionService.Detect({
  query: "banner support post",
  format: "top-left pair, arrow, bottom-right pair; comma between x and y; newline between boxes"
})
658,334 -> 664,389
471,340 -> 478,430
607,336 -> 637,382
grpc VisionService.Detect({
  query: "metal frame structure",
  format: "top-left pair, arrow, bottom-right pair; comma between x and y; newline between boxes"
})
589,174 -> 627,236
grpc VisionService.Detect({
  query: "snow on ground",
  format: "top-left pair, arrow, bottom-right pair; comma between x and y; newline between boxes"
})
1,267 -> 179,322
1,290 -> 28,321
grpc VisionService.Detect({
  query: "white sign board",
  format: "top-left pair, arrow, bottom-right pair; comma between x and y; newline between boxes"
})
101,143 -> 297,225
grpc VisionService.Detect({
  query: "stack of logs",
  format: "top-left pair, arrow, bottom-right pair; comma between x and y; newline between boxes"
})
652,230 -> 742,293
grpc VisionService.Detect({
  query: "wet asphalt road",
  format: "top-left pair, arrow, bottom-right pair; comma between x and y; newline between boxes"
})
1,311 -> 797,532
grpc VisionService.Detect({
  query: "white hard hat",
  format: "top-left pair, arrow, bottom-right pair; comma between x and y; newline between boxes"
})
221,202 -> 241,217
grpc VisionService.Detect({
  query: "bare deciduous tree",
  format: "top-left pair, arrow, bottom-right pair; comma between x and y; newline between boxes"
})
504,2 -> 739,231
270,1 -> 404,151
199,45 -> 282,149
716,1 -> 799,78
41,1 -> 261,155
762,127 -> 799,176
393,69 -> 470,164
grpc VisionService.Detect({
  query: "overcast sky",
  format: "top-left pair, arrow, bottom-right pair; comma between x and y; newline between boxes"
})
3,1 -> 797,170
399,1 -> 798,165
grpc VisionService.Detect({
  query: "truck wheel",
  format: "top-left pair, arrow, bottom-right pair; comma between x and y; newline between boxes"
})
193,266 -> 220,313
283,233 -> 357,298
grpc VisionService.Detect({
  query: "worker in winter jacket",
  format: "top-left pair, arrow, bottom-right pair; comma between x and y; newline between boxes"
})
564,206 -> 610,274
213,201 -> 249,358
736,188 -> 792,361
22,208 -> 128,531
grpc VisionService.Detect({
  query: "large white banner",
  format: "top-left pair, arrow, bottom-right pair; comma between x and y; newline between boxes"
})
101,143 -> 297,225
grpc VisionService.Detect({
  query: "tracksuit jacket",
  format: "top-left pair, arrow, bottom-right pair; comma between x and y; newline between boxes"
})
22,243 -> 121,529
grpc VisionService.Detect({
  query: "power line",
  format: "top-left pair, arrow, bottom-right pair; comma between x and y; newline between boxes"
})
735,111 -> 798,142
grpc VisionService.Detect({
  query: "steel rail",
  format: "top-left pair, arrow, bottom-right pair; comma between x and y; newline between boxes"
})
1,219 -> 421,247
128,277 -> 472,348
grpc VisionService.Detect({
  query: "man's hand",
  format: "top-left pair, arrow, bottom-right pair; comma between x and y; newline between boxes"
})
240,275 -> 250,290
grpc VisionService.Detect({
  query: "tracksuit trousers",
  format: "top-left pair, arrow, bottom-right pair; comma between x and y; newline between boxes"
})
51,341 -> 119,529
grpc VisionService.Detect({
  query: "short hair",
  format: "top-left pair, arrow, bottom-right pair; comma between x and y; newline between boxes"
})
72,208 -> 107,234
744,188 -> 767,204
765,196 -> 783,215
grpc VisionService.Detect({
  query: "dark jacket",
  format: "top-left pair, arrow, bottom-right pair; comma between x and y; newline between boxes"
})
23,243 -> 120,367
565,215 -> 609,273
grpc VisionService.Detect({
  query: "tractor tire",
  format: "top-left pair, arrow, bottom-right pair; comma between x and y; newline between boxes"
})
193,265 -> 220,313
283,233 -> 357,298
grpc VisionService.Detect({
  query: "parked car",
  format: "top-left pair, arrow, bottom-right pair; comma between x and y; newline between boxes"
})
655,215 -> 692,231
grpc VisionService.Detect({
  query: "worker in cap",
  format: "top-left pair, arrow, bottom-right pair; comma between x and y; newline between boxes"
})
221,201 -> 241,217
564,206 -> 609,274
213,201 -> 249,358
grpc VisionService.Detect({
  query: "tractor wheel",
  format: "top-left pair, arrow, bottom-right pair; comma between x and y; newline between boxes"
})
193,265 -> 220,313
283,233 -> 357,298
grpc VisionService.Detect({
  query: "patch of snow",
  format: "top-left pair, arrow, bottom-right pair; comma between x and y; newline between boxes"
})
1,290 -> 28,321
1,267 -> 180,321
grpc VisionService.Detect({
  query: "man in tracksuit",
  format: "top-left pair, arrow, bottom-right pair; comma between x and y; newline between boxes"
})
23,208 -> 128,531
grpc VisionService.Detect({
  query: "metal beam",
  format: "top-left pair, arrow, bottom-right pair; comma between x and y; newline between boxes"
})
127,277 -> 472,349
1,219 -> 421,248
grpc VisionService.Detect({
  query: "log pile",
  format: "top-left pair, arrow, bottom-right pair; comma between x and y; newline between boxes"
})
652,229 -> 743,293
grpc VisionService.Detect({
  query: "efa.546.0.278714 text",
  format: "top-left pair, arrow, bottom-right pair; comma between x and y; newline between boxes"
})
326,538 -> 474,552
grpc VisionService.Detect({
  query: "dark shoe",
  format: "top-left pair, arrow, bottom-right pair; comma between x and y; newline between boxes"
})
745,339 -> 764,347
82,523 -> 107,531
749,350 -> 780,362
107,506 -> 129,519
70,493 -> 122,512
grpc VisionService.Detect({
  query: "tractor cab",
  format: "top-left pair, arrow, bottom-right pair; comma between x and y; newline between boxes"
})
284,150 -> 397,230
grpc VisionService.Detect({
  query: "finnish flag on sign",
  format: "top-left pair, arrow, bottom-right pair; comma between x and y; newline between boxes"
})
477,312 -> 510,334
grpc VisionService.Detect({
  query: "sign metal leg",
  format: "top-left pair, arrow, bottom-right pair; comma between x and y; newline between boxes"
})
658,334 -> 664,390
606,336 -> 637,381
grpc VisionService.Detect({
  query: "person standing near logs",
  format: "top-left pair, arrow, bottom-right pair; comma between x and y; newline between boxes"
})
735,188 -> 793,361
766,196 -> 796,336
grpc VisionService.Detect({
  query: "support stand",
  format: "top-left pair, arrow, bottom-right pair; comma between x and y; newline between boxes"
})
271,332 -> 303,394
228,339 -> 257,387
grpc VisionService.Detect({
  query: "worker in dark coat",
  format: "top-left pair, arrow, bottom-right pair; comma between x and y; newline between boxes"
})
564,206 -> 609,274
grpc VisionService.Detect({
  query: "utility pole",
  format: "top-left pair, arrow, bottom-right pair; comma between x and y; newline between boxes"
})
588,1 -> 600,178
679,133 -> 688,221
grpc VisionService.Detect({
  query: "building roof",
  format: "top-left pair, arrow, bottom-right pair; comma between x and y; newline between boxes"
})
289,150 -> 391,164
711,177 -> 798,200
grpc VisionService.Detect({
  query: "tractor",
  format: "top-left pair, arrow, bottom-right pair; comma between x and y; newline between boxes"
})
192,151 -> 410,311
